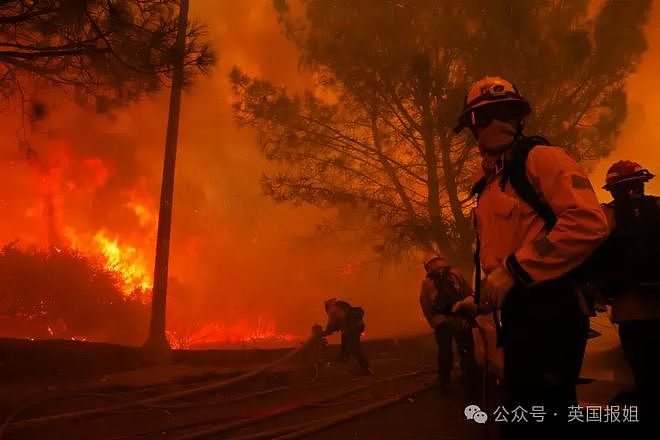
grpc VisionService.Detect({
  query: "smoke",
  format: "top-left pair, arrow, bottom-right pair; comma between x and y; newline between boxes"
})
1,0 -> 658,345
590,1 -> 660,199
0,0 -> 425,344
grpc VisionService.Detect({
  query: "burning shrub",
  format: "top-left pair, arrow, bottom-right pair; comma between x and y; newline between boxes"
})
0,243 -> 148,345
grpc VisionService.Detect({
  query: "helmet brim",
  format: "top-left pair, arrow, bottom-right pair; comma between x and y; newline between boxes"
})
602,173 -> 655,190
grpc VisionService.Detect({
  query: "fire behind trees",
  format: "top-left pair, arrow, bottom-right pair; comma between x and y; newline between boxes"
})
0,243 -> 148,344
1,0 -> 217,347
231,0 -> 651,271
0,0 -> 215,113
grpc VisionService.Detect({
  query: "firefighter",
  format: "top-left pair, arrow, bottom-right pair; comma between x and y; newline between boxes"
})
420,253 -> 479,398
322,298 -> 372,374
454,77 -> 609,435
601,160 -> 660,420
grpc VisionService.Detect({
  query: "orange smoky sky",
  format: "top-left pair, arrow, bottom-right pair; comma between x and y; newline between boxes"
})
590,1 -> 660,199
0,1 -> 659,345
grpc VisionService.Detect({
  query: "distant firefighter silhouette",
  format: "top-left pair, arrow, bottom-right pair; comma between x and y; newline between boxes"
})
420,253 -> 478,398
322,298 -> 372,374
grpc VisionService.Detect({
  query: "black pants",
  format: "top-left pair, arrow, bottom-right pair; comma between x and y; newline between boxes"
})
500,278 -> 589,439
340,323 -> 369,372
434,319 -> 479,397
618,318 -> 660,423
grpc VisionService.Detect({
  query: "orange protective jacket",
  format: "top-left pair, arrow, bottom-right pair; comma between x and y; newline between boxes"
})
473,145 -> 609,285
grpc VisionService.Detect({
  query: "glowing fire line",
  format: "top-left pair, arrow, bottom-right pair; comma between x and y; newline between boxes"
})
166,319 -> 298,349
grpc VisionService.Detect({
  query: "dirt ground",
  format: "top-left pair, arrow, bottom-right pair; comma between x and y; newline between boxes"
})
0,335 -> 498,439
0,331 -> 643,440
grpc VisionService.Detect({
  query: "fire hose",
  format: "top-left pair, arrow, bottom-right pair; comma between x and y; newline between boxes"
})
169,368 -> 436,440
473,317 -> 496,440
2,327 -> 490,439
476,321 -> 490,409
0,327 -> 322,436
168,369 -> 434,440
233,380 -> 438,440
102,369 -> 434,439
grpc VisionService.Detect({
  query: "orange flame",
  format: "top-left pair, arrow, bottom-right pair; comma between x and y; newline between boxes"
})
4,135 -> 300,346
92,230 -> 153,299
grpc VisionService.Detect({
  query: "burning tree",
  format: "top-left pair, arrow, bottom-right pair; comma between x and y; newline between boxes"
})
0,0 -> 214,112
231,0 -> 651,271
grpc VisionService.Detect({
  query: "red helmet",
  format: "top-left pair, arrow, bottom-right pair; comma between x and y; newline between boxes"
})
603,160 -> 655,190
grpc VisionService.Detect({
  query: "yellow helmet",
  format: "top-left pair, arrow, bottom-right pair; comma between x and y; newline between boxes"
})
454,76 -> 531,133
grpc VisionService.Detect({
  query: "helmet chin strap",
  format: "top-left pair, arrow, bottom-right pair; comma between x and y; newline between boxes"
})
514,120 -> 524,139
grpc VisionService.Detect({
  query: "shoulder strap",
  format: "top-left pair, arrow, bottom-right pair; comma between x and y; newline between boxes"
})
500,136 -> 557,232
470,182 -> 485,306
470,176 -> 488,197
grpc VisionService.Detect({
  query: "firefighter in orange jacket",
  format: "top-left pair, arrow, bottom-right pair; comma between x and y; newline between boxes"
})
454,77 -> 609,433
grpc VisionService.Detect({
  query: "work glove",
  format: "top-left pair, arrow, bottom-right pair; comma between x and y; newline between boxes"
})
481,267 -> 515,311
312,324 -> 324,337
451,296 -> 478,318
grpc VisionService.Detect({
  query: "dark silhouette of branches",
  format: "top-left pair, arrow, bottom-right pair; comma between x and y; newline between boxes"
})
1,0 -> 215,112
232,0 -> 650,270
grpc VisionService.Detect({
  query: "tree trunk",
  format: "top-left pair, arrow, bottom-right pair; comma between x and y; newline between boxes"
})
143,0 -> 189,359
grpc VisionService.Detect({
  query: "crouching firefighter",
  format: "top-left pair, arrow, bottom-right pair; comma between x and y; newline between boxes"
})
599,161 -> 660,421
322,298 -> 372,374
420,254 -> 479,398
455,77 -> 609,436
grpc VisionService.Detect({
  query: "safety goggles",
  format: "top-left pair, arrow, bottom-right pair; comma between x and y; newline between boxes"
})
470,101 -> 528,128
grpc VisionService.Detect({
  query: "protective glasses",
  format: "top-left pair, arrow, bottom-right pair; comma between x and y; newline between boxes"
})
470,101 -> 528,128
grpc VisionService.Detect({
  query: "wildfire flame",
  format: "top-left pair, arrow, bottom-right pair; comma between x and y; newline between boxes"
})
92,230 -> 152,299
1,137 -> 299,346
